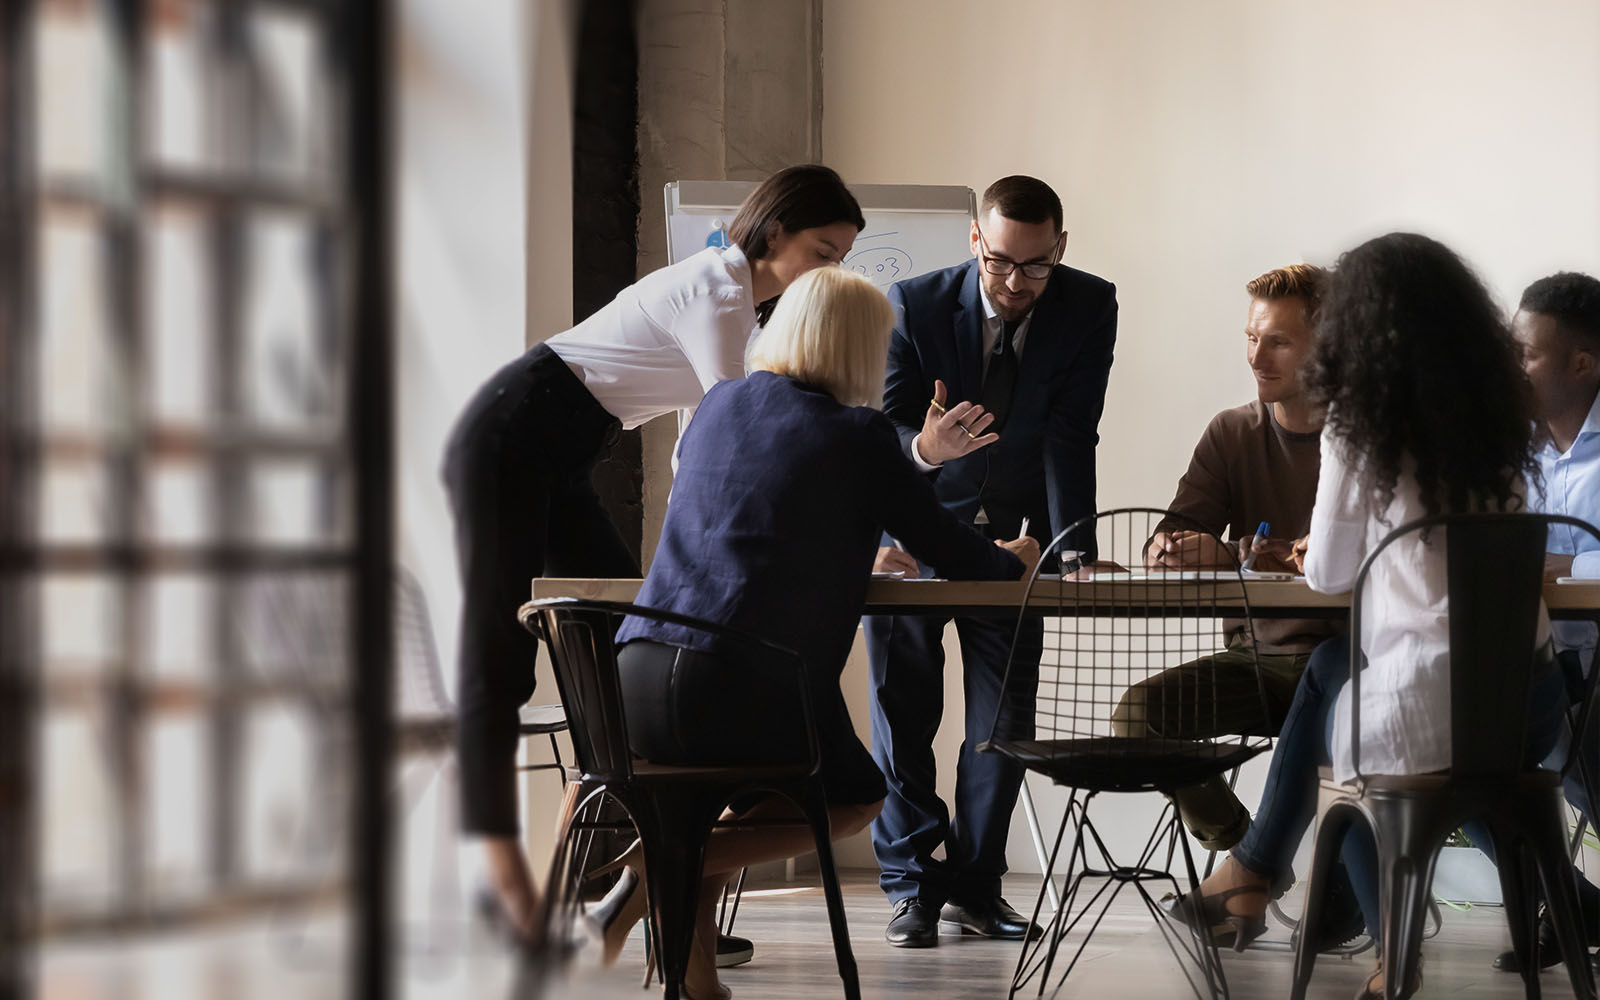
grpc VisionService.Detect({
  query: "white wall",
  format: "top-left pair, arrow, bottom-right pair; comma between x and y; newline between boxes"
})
821,0 -> 1600,875
396,0 -> 576,878
397,0 -> 534,680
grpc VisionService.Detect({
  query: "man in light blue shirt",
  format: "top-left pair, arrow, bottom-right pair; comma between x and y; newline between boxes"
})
1521,272 -> 1600,674
1496,270 -> 1600,973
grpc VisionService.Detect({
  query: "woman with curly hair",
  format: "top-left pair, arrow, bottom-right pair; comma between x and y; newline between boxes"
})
1170,232 -> 1563,998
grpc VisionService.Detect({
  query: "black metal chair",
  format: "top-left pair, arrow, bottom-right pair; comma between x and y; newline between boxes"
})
518,597 -> 859,1000
1290,512 -> 1600,1000
517,703 -> 568,783
980,508 -> 1276,999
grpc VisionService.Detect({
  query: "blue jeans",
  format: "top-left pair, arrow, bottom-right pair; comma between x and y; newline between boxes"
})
1230,633 -> 1351,881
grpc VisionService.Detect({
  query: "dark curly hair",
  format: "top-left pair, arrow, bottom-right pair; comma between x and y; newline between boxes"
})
1307,232 -> 1535,521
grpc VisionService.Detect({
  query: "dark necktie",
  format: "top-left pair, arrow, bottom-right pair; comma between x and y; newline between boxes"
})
980,317 -> 1021,434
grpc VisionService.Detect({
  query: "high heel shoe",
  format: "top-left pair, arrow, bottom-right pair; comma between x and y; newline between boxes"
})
1355,958 -> 1422,1000
1166,883 -> 1270,951
1162,865 -> 1293,952
582,865 -> 643,966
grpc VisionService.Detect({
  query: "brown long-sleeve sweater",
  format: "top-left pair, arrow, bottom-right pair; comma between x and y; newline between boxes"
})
1155,399 -> 1343,653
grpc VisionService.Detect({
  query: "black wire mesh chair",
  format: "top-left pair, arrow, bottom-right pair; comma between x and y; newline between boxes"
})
1290,513 -> 1600,1000
518,597 -> 859,1000
979,508 -> 1277,999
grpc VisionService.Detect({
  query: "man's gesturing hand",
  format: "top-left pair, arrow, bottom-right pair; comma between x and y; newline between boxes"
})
916,379 -> 999,466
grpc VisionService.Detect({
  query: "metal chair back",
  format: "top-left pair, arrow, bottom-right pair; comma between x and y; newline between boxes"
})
986,507 -> 1275,791
1345,512 -> 1600,779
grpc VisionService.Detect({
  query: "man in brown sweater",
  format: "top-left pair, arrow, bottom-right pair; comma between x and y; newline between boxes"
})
1113,264 -> 1340,849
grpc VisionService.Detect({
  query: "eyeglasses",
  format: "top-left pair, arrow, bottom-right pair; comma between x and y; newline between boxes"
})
977,229 -> 1062,280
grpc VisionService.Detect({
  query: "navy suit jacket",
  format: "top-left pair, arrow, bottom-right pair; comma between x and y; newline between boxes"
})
883,258 -> 1117,550
618,372 -> 1022,795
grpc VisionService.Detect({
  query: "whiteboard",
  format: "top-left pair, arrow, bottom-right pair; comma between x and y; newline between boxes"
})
664,180 -> 976,288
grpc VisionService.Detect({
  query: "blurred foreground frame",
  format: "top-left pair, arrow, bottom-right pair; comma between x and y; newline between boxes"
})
1,0 -> 396,998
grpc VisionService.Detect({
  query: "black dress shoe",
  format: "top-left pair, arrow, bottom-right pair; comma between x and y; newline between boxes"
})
940,897 -> 1043,941
885,898 -> 940,948
1493,909 -> 1581,972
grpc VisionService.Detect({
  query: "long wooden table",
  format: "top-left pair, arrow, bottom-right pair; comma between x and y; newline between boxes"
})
531,574 -> 1600,909
532,576 -> 1600,621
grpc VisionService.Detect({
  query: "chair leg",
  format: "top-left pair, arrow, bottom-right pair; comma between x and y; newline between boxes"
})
1009,790 -> 1091,999
1173,818 -> 1230,1000
1009,789 -> 1227,1000
547,732 -> 566,787
539,788 -> 594,949
803,785 -> 861,1000
1291,802 -> 1357,1000
1527,802 -> 1600,1000
1370,800 -> 1445,1000
635,794 -> 717,1000
1489,828 -> 1543,1000
718,867 -> 748,937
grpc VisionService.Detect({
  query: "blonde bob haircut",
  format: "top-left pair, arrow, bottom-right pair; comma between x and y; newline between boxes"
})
746,267 -> 894,408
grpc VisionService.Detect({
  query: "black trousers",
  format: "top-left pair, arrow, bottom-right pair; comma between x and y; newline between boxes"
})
618,640 -> 808,768
442,344 -> 640,836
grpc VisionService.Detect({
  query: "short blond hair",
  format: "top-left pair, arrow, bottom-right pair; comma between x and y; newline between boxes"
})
746,267 -> 893,407
1246,263 -> 1329,319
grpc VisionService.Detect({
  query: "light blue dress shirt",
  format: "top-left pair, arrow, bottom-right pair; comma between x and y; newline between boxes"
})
1529,388 -> 1600,659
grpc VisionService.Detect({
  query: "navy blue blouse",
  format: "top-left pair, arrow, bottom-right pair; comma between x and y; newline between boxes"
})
618,371 -> 1023,799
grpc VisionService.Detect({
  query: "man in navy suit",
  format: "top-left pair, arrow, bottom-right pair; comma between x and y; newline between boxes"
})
867,175 -> 1118,947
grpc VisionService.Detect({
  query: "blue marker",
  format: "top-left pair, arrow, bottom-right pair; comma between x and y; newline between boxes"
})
1241,521 -> 1270,571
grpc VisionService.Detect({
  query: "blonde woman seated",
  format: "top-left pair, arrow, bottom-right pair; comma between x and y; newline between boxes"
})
590,267 -> 1038,998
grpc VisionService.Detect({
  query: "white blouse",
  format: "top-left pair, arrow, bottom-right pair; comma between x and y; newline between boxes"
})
1305,425 -> 1549,782
545,245 -> 758,429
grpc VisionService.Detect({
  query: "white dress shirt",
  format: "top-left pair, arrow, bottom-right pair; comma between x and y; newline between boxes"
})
545,245 -> 757,430
910,282 -> 1034,471
1305,425 -> 1550,781
1528,388 -> 1600,661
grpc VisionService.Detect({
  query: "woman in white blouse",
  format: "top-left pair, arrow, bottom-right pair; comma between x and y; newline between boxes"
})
441,165 -> 865,940
1172,232 -> 1559,998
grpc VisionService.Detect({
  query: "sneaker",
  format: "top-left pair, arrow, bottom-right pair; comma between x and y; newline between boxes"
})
1308,862 -> 1368,952
715,932 -> 754,968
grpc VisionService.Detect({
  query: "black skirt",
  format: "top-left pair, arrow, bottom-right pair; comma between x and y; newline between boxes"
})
617,639 -> 886,806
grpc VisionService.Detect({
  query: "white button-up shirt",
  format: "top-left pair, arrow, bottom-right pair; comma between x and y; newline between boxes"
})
546,245 -> 757,430
1305,426 -> 1550,781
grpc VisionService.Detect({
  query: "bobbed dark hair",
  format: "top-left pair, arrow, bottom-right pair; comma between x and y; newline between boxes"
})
1307,231 -> 1535,521
727,165 -> 864,324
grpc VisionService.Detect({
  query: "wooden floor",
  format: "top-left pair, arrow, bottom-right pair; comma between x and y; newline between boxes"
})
38,867 -> 1593,999
539,869 -> 1584,1000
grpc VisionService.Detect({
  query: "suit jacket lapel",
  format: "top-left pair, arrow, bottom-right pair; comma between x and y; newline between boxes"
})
954,262 -> 985,403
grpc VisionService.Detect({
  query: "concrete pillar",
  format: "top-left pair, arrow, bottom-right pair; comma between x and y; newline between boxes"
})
635,0 -> 823,568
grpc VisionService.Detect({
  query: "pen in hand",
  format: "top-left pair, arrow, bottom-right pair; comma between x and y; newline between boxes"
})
1240,521 -> 1270,572
879,537 -> 920,578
